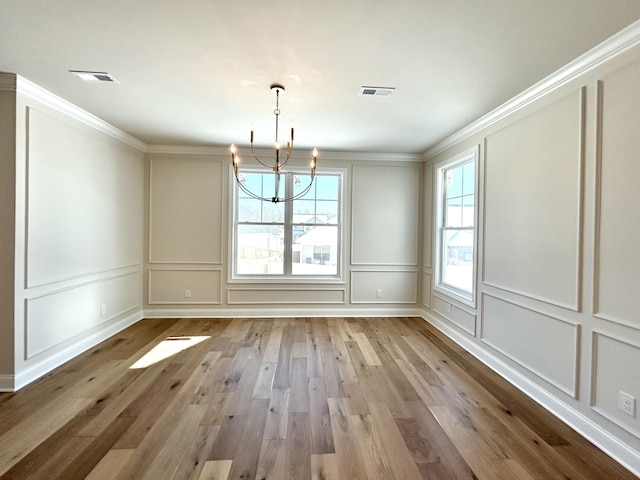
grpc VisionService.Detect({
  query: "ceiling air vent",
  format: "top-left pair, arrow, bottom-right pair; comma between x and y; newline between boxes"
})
359,86 -> 395,96
69,70 -> 119,83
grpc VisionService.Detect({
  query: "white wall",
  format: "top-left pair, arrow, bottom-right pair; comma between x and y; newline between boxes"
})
0,73 -> 145,391
423,23 -> 640,475
144,150 -> 422,317
0,75 -> 17,382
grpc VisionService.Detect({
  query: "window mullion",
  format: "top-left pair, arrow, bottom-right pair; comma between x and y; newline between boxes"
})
283,174 -> 293,276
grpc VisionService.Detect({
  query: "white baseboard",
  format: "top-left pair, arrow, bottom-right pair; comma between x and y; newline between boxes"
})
419,310 -> 640,478
143,306 -> 425,319
11,309 -> 143,392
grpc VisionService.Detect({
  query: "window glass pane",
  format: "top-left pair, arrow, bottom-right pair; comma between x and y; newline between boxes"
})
442,229 -> 474,293
236,224 -> 284,275
315,176 -> 339,200
316,200 -> 338,223
262,201 -> 284,223
293,199 -> 316,220
292,225 -> 338,276
237,198 -> 261,223
238,173 -> 263,198
445,197 -> 463,228
462,162 -> 475,195
234,171 -> 341,278
461,194 -> 475,227
445,166 -> 463,198
293,174 -> 314,199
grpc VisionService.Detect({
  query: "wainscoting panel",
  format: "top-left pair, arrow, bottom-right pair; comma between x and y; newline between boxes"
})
592,331 -> 640,438
26,107 -> 143,287
350,270 -> 417,304
351,165 -> 420,266
432,294 -> 476,335
483,89 -> 583,311
227,287 -> 345,305
481,294 -> 579,397
149,156 -> 223,264
26,271 -> 141,359
148,269 -> 221,305
594,59 -> 640,328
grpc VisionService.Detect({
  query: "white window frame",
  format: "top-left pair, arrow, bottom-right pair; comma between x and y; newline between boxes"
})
434,146 -> 479,306
230,166 -> 345,282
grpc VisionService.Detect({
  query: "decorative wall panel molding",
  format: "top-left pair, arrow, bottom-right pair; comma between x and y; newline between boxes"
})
350,269 -> 417,304
592,331 -> 640,439
25,271 -> 140,359
483,89 -> 584,311
149,268 -> 221,305
593,60 -> 640,328
432,294 -> 476,335
351,165 -> 419,266
481,293 -> 579,397
227,287 -> 345,305
149,157 -> 223,264
26,107 -> 143,288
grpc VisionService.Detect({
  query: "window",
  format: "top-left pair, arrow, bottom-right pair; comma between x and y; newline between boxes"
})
436,147 -> 477,302
233,170 -> 342,279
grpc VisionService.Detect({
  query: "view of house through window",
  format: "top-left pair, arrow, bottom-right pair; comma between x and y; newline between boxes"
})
234,171 -> 341,277
437,149 -> 476,299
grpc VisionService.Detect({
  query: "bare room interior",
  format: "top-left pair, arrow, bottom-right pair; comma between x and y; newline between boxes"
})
2,1 -> 640,479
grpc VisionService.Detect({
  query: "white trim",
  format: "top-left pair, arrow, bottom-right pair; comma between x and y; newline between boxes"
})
433,146 -> 479,308
420,310 -> 640,478
230,167 -> 346,282
227,287 -> 345,305
12,309 -> 143,391
424,19 -> 640,160
143,307 -> 424,319
14,75 -> 146,152
148,144 -> 423,163
480,292 -> 580,398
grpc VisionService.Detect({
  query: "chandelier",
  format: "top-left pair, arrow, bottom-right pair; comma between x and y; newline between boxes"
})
230,84 -> 318,203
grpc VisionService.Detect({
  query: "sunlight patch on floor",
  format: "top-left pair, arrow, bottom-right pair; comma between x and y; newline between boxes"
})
130,336 -> 210,369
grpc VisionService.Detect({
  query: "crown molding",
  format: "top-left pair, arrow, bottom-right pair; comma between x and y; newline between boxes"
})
12,74 -> 147,152
145,144 -> 230,155
146,143 -> 422,163
424,19 -> 640,160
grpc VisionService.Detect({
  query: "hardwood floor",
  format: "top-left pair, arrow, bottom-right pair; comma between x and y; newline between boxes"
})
0,317 -> 636,480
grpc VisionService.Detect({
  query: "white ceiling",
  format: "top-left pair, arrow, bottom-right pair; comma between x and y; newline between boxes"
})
2,1 -> 640,154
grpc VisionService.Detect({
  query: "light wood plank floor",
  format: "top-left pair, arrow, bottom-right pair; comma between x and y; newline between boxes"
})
0,317 -> 636,480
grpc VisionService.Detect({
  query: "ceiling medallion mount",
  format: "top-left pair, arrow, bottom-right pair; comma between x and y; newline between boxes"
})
230,83 -> 318,203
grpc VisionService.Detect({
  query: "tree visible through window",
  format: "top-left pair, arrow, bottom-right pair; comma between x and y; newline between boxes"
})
436,148 -> 477,300
234,171 -> 341,278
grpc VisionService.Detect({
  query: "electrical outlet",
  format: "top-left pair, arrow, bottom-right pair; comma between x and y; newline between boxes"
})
619,391 -> 636,417
376,289 -> 383,298
184,289 -> 191,298
100,304 -> 106,316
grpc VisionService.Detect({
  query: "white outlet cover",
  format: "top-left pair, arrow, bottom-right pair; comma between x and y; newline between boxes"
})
619,391 -> 636,417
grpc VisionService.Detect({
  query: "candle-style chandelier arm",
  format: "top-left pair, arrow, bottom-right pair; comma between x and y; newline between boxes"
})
249,142 -> 276,169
